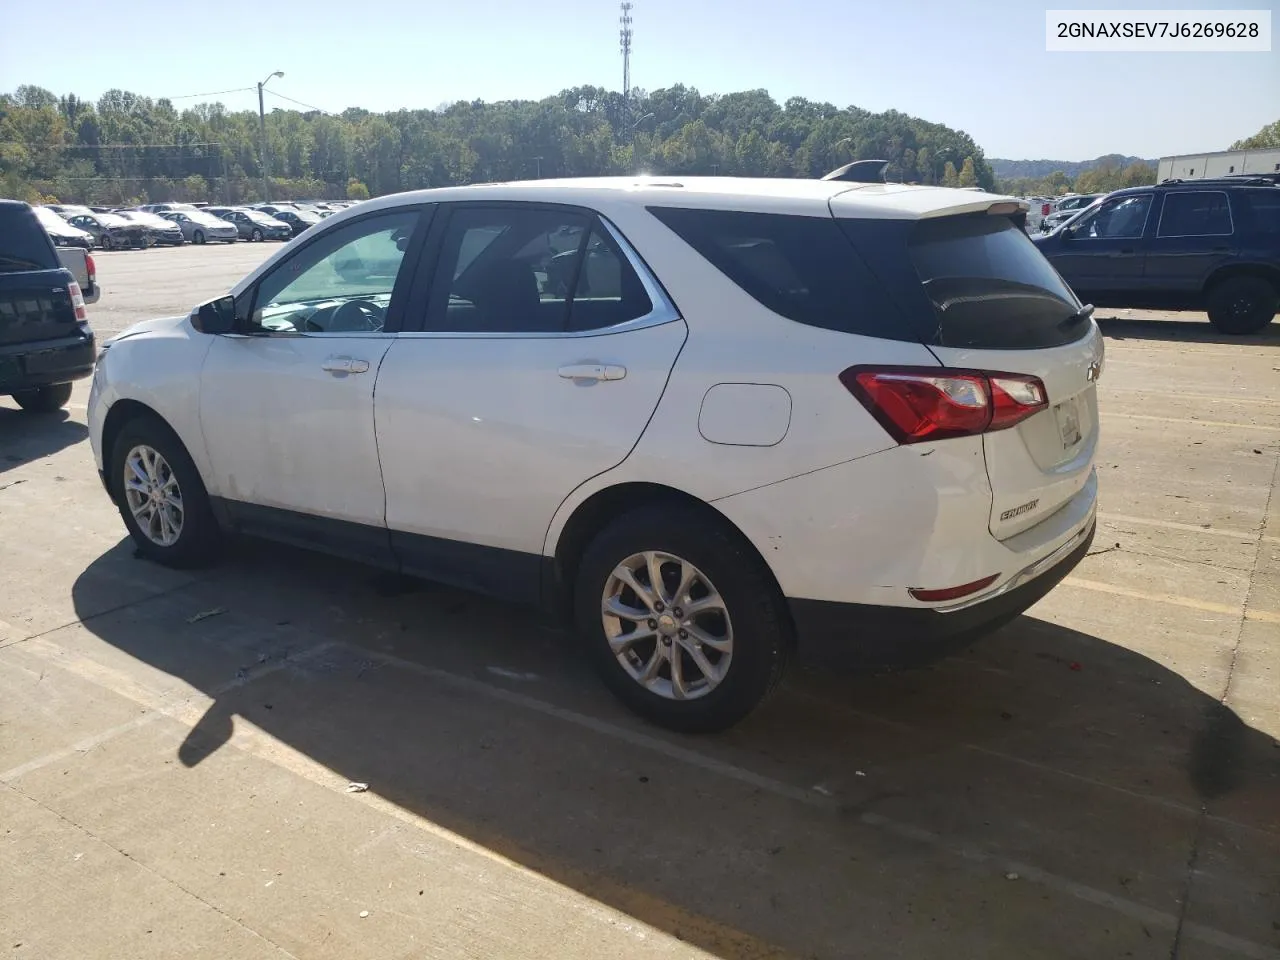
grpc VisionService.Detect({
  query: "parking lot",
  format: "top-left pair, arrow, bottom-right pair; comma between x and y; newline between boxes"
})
2,243 -> 1278,959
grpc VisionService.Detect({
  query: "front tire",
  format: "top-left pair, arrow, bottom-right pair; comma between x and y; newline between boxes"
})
574,505 -> 790,733
1207,276 -> 1276,335
12,383 -> 73,413
110,415 -> 220,568
193,229 -> 205,245
251,227 -> 263,242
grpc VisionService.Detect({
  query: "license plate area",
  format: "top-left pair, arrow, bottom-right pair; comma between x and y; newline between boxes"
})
1054,397 -> 1082,449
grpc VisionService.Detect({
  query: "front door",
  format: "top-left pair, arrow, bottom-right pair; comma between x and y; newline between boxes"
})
375,203 -> 686,601
1050,193 -> 1154,300
198,207 -> 429,565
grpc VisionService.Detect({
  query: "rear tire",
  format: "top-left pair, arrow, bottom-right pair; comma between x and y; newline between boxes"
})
12,383 -> 73,413
109,415 -> 221,568
574,505 -> 790,733
1207,276 -> 1276,335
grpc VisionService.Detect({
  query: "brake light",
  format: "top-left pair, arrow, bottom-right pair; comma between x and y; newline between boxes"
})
86,253 -> 96,283
840,366 -> 1047,444
1041,202 -> 1051,216
67,282 -> 87,321
909,574 -> 1001,603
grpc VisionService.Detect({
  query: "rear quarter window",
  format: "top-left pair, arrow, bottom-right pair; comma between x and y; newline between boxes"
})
647,206 -> 912,341
0,205 -> 59,273
1237,190 -> 1280,235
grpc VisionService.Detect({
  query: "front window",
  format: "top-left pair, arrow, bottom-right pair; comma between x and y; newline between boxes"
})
251,210 -> 422,333
1071,195 -> 1153,239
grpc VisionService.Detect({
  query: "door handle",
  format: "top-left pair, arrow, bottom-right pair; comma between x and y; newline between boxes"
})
558,363 -> 626,382
321,356 -> 370,375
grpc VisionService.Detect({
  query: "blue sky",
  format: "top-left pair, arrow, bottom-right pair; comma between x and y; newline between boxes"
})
1,0 -> 1275,160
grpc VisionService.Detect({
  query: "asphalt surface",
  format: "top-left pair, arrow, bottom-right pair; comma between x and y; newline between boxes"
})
2,243 -> 1279,959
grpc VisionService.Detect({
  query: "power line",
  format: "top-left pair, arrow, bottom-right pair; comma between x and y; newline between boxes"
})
265,89 -> 328,113
0,141 -> 224,149
163,86 -> 255,100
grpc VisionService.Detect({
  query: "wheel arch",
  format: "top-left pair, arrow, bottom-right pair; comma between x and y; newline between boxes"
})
1203,262 -> 1280,296
546,481 -> 789,634
101,399 -> 184,499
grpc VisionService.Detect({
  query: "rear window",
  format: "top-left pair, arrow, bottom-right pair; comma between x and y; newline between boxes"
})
0,205 -> 59,273
647,207 -> 909,341
1238,190 -> 1280,235
843,214 -> 1089,350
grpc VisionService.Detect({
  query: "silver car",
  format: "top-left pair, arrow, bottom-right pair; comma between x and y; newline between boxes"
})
160,210 -> 239,244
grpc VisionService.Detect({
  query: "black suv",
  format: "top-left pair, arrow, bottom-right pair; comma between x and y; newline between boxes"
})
1033,179 -> 1280,334
0,201 -> 96,412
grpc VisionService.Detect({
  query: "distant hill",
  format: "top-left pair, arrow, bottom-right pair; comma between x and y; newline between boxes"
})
990,155 -> 1154,179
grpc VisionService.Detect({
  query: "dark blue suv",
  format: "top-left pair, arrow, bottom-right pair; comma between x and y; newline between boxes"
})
1032,179 -> 1280,335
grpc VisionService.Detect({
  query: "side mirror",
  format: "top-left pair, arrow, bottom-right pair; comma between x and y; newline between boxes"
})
192,295 -> 237,334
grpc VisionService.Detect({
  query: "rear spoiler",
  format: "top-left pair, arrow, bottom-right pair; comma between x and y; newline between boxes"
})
821,160 -> 890,184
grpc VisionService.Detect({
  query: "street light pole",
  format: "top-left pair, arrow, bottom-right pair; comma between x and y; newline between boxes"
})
258,71 -> 284,202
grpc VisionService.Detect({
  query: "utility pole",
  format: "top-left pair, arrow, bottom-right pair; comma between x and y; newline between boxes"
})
258,71 -> 284,202
532,156 -> 543,179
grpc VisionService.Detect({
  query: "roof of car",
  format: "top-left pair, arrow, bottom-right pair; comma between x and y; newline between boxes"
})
346,177 -> 1025,222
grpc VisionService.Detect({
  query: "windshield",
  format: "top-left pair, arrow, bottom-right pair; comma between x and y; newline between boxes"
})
33,206 -> 75,231
188,211 -> 226,226
97,214 -> 129,227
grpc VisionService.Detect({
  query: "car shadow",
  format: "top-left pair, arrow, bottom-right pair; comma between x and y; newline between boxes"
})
0,405 -> 89,475
1094,313 -> 1280,347
70,538 -> 1280,958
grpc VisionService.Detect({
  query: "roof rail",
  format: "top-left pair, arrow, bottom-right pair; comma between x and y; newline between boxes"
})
1160,176 -> 1276,187
821,159 -> 890,184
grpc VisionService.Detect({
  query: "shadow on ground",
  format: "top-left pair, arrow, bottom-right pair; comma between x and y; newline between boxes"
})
1095,313 -> 1280,348
0,406 -> 88,475
70,538 -> 1280,958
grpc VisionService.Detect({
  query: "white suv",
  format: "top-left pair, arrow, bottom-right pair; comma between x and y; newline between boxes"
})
89,177 -> 1102,732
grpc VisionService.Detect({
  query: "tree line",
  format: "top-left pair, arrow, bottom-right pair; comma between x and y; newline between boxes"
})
994,160 -> 1157,199
1,83 -> 997,205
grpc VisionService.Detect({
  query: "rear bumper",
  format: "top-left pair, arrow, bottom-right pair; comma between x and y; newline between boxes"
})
790,520 -> 1095,668
0,332 -> 96,393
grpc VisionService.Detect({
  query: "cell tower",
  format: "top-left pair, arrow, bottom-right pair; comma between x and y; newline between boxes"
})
619,2 -> 633,101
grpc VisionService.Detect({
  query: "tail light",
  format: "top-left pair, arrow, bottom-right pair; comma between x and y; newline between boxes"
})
86,253 -> 96,285
840,366 -> 1047,444
1041,202 -> 1051,216
67,281 -> 87,321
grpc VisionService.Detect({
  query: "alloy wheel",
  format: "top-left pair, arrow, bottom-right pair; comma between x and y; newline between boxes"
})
122,444 -> 184,546
601,551 -> 734,700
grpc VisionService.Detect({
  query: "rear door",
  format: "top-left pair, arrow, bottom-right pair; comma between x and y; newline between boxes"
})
839,211 -> 1102,541
374,203 -> 686,601
1143,190 -> 1237,294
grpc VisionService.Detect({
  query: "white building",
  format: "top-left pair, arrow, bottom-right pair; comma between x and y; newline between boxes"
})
1157,148 -> 1280,182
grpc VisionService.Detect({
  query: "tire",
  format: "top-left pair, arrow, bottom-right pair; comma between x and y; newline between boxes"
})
574,505 -> 791,733
251,227 -> 263,242
1207,276 -> 1277,335
99,234 -> 114,251
12,382 -> 73,413
109,415 -> 221,568
193,229 -> 205,245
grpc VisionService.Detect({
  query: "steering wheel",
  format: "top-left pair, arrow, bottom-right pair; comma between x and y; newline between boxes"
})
328,299 -> 384,332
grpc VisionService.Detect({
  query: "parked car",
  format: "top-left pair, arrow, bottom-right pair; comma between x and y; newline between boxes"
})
270,208 -> 322,236
44,203 -> 93,218
1024,196 -> 1055,233
217,208 -> 292,242
252,203 -> 300,218
32,204 -> 95,248
67,212 -> 148,250
138,202 -> 197,214
114,210 -> 185,246
1,201 -> 94,412
160,209 -> 239,244
1033,179 -> 1280,334
1040,194 -> 1103,233
88,178 -> 1102,731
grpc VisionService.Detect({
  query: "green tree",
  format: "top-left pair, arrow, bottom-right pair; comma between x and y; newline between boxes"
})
1230,120 -> 1280,149
957,156 -> 978,187
346,178 -> 370,200
942,161 -> 959,187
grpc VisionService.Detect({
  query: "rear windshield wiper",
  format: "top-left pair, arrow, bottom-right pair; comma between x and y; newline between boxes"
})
1059,303 -> 1095,329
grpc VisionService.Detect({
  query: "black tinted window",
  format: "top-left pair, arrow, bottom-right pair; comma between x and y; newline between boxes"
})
1239,190 -> 1280,234
1158,191 -> 1233,237
425,207 -> 598,333
648,207 -> 907,340
1075,195 -> 1152,239
0,205 -> 58,273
